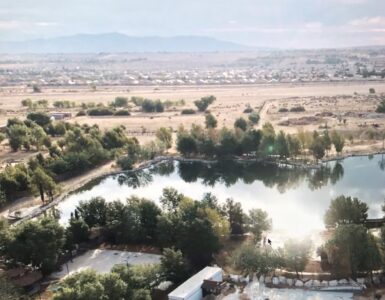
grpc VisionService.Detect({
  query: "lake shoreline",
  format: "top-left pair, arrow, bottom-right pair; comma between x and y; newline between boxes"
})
8,149 -> 385,224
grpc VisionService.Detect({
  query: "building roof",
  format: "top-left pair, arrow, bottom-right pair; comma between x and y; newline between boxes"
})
168,266 -> 222,299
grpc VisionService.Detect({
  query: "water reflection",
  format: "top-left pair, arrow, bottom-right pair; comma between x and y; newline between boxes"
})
55,155 -> 385,245
114,160 -> 346,194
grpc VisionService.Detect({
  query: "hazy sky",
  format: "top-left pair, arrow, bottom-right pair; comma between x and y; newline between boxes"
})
1,0 -> 385,48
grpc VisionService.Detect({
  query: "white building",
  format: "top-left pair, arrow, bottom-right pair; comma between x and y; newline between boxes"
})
168,266 -> 223,300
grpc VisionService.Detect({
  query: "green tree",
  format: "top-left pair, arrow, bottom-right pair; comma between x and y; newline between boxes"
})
194,95 -> 216,112
248,112 -> 260,125
177,133 -> 197,157
325,224 -> 381,277
324,195 -> 368,227
7,217 -> 65,274
113,96 -> 129,107
65,217 -> 89,246
331,131 -> 345,154
309,135 -> 325,161
283,238 -> 312,278
30,167 -> 57,203
260,123 -> 276,155
7,124 -> 30,151
27,112 -> 51,127
160,248 -> 190,284
275,131 -> 289,158
232,243 -> 283,276
376,98 -> 385,113
205,113 -> 218,129
77,197 -> 108,227
223,198 -> 244,234
246,209 -> 271,242
234,117 -> 248,131
160,187 -> 184,212
156,127 -> 173,149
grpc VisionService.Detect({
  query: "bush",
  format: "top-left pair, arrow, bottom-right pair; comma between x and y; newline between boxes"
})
194,96 -> 216,112
181,109 -> 196,115
114,110 -> 130,116
243,107 -> 253,113
113,97 -> 128,107
290,106 -> 305,112
76,110 -> 86,116
87,108 -> 115,116
369,88 -> 376,94
376,99 -> 385,113
142,99 -> 164,113
248,112 -> 260,125
278,107 -> 289,113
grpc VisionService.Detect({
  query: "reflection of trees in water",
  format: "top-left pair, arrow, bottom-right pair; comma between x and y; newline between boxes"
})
150,160 -> 175,176
116,170 -> 153,188
176,160 -> 345,193
379,154 -> 385,171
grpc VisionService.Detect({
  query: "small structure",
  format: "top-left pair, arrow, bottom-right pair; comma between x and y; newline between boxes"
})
168,266 -> 223,300
50,112 -> 72,120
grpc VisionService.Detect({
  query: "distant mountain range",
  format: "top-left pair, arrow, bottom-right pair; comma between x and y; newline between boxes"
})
0,33 -> 252,53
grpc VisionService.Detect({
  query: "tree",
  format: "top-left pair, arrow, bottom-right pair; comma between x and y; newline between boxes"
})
324,195 -> 368,227
331,131 -> 345,154
77,197 -> 108,227
241,129 -> 261,154
160,187 -> 184,212
246,209 -> 271,242
248,112 -> 260,125
102,127 -> 128,150
234,117 -> 248,131
322,130 -> 332,155
113,96 -> 128,107
177,134 -> 197,157
160,248 -> 190,284
7,217 -> 65,274
325,224 -> 381,277
223,198 -> 244,234
275,131 -> 289,158
205,113 -> 217,128
309,135 -> 325,160
21,98 -> 33,108
30,167 -> 57,203
27,112 -> 51,127
232,243 -> 283,276
194,95 -> 216,112
30,125 -> 48,150
369,88 -> 376,94
7,124 -> 30,151
32,84 -> 41,93
65,217 -> 89,246
287,134 -> 301,157
156,127 -> 173,149
283,238 -> 312,278
260,123 -> 276,155
376,98 -> 385,113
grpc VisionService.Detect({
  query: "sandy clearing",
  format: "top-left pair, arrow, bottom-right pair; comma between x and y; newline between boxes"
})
51,249 -> 161,279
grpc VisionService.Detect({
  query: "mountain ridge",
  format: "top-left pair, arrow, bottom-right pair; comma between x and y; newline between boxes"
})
0,32 -> 252,53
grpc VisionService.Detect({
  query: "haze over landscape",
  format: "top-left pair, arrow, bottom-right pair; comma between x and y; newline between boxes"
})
1,0 -> 385,50
2,1 -> 385,300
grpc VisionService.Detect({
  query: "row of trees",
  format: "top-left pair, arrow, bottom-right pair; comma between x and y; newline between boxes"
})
69,189 -> 271,269
176,120 -> 345,160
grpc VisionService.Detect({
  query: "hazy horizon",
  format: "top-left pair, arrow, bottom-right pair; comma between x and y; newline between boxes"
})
1,0 -> 385,49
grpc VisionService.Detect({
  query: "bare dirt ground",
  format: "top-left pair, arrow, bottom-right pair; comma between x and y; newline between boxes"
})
1,82 -> 385,216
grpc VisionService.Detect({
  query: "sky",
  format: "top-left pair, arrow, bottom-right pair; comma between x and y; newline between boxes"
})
1,0 -> 385,48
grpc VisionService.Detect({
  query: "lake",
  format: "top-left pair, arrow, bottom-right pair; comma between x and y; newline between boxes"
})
56,154 -> 385,247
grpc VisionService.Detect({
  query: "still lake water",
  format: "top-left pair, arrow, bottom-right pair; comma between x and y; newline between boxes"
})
57,154 -> 385,246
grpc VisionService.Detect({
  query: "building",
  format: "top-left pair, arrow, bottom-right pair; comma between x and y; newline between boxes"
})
50,112 -> 72,120
168,266 -> 223,300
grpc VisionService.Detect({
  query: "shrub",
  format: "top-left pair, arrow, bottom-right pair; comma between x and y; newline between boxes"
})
113,97 -> 128,107
87,108 -> 115,116
181,109 -> 196,115
76,110 -> 86,116
248,112 -> 260,125
243,107 -> 253,113
290,106 -> 305,112
278,107 -> 289,113
194,96 -> 216,112
369,88 -> 376,94
114,110 -> 130,116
